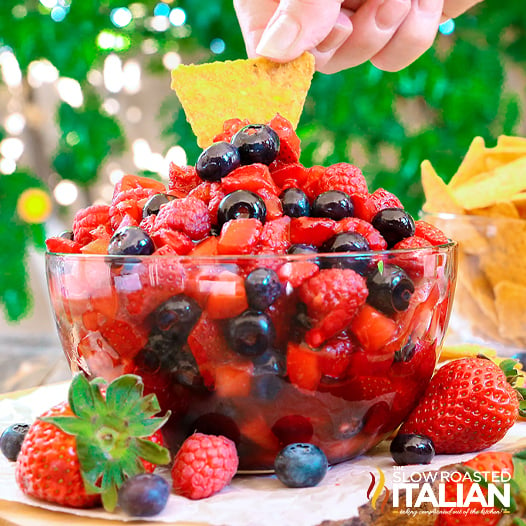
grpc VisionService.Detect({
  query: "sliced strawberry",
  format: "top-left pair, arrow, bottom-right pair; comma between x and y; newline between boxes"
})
212,118 -> 249,143
99,318 -> 148,360
318,335 -> 354,379
114,174 -> 166,195
350,304 -> 398,355
335,217 -> 387,251
188,181 -> 225,224
414,220 -> 449,246
268,114 -> 300,163
286,342 -> 321,391
256,216 -> 291,255
168,163 -> 200,195
45,237 -> 82,254
221,163 -> 280,196
269,162 -> 308,189
257,187 -> 283,220
277,261 -> 319,288
150,228 -> 193,254
214,363 -> 254,398
190,236 -> 219,256
205,270 -> 248,319
290,217 -> 337,247
217,218 -> 263,255
302,165 -> 326,201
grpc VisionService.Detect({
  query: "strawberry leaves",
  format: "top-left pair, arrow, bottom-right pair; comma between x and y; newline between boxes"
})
40,374 -> 171,512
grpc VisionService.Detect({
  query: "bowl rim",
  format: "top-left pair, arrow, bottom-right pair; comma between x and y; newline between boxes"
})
45,240 -> 457,261
422,211 -> 526,225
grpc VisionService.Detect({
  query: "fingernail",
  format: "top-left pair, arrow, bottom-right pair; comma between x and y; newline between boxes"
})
375,0 -> 409,30
317,10 -> 353,53
255,13 -> 301,59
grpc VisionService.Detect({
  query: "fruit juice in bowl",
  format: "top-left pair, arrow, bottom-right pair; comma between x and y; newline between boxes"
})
45,115 -> 457,470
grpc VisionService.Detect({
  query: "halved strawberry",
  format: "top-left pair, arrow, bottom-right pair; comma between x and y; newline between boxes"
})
217,218 -> 263,255
168,163 -> 200,195
190,236 -> 218,256
350,304 -> 398,355
45,237 -> 82,254
268,114 -> 300,163
99,317 -> 149,360
214,363 -> 254,398
269,162 -> 308,189
290,217 -> 337,247
212,117 -> 249,143
286,341 -> 321,391
114,174 -> 166,195
205,270 -> 248,319
221,163 -> 280,196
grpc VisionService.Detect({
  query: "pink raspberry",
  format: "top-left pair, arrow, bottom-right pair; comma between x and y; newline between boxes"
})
154,196 -> 211,240
414,220 -> 449,246
354,188 -> 403,223
72,204 -> 110,245
317,163 -> 368,197
392,235 -> 433,278
168,163 -> 201,195
171,433 -> 239,500
299,268 -> 368,346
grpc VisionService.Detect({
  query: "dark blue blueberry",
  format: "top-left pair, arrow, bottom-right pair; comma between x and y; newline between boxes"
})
217,190 -> 267,227
108,226 -> 155,256
295,302 -> 313,329
152,294 -> 202,343
196,141 -> 241,182
252,373 -> 283,400
227,310 -> 275,356
0,423 -> 29,461
367,264 -> 414,315
280,188 -> 310,218
118,473 -> 170,517
287,244 -> 318,256
394,337 -> 417,363
311,190 -> 354,220
253,349 -> 286,376
245,267 -> 283,311
274,443 -> 328,488
231,124 -> 280,165
59,230 -> 74,240
371,208 -> 415,247
390,433 -> 435,466
142,193 -> 177,218
321,232 -> 370,274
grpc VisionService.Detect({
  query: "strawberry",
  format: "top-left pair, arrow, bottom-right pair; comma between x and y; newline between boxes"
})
99,318 -> 149,360
268,113 -> 300,163
400,358 -> 525,454
168,163 -> 201,195
15,374 -> 170,511
438,450 -> 524,525
45,236 -> 82,254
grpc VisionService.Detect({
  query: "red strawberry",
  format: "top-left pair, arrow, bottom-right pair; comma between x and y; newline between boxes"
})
221,163 -> 280,196
269,162 -> 308,189
392,235 -> 433,278
335,217 -> 388,250
286,341 -> 322,391
15,374 -> 170,511
438,451 -> 515,526
268,113 -> 300,163
217,218 -> 263,255
400,358 -> 524,454
353,188 -> 403,223
168,163 -> 201,195
99,318 -> 149,360
171,432 -> 239,500
212,117 -> 249,143
290,216 -> 337,247
113,174 -> 166,195
45,236 -> 82,254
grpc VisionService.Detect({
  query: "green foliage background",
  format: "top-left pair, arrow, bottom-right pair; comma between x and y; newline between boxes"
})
0,0 -> 524,321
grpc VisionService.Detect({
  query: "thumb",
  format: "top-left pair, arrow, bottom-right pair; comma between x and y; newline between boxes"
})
255,0 -> 343,62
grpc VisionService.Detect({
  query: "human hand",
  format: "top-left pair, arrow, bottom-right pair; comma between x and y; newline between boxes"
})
234,0 -> 484,73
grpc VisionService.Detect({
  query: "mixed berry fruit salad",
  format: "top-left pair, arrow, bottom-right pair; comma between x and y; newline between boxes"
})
46,114 -> 457,470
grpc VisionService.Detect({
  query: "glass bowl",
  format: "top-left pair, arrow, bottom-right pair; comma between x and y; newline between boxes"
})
46,243 -> 457,471
423,212 -> 526,357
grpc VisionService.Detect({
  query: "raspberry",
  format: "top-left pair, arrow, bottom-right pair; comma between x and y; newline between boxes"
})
188,182 -> 225,224
299,268 -> 368,346
256,216 -> 291,255
414,220 -> 449,246
317,163 -> 368,197
168,163 -> 201,195
154,196 -> 211,240
171,433 -> 239,499
354,188 -> 403,223
72,204 -> 110,245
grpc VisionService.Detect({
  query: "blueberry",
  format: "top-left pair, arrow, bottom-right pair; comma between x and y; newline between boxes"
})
0,423 -> 29,461
390,433 -> 435,465
196,141 -> 241,182
321,232 -> 370,274
227,310 -> 275,356
287,244 -> 318,256
252,350 -> 286,400
280,188 -> 310,218
394,337 -> 416,363
118,473 -> 170,517
245,268 -> 283,311
142,193 -> 177,218
371,208 -> 415,247
108,226 -> 155,256
217,190 -> 267,227
59,230 -> 74,240
152,294 -> 202,343
252,374 -> 283,400
231,124 -> 280,165
253,349 -> 287,376
311,190 -> 354,220
367,264 -> 415,315
274,443 -> 328,488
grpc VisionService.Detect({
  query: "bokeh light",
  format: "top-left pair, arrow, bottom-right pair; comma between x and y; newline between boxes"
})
169,7 -> 186,26
110,7 -> 133,28
53,180 -> 78,206
16,188 -> 53,224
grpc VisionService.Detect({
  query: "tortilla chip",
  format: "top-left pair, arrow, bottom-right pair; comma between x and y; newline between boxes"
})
451,156 -> 526,210
420,160 -> 463,214
483,148 -> 526,171
171,53 -> 315,147
448,136 -> 486,189
494,281 -> 526,339
511,192 -> 526,218
470,201 -> 520,219
439,343 -> 497,362
497,135 -> 526,149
